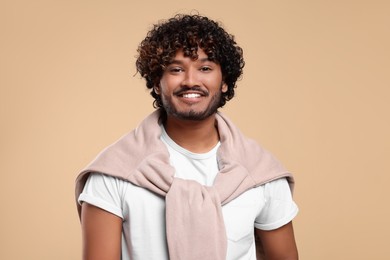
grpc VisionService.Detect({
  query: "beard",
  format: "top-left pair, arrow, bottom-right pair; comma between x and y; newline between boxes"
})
161,87 -> 223,121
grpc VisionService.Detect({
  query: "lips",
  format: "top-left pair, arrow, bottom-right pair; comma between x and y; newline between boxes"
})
176,90 -> 205,104
174,87 -> 208,98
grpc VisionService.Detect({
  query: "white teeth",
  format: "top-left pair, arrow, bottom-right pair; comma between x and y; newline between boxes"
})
183,93 -> 201,98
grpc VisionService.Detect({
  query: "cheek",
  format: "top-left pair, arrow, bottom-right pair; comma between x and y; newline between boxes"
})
160,76 -> 179,91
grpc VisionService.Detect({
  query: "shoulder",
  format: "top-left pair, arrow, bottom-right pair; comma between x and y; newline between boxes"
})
78,173 -> 130,219
85,172 -> 129,190
264,177 -> 293,199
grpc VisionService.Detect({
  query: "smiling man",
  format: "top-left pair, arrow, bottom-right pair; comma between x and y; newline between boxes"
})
157,49 -> 226,122
75,14 -> 299,260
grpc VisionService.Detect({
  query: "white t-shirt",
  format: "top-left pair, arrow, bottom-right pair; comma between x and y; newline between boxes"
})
79,127 -> 298,260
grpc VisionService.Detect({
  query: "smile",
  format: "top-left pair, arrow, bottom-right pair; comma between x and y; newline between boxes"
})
182,93 -> 201,98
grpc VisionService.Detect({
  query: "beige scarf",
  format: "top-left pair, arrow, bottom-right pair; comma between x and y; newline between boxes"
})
75,110 -> 294,260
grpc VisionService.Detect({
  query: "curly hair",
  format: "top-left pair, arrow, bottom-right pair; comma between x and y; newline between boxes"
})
136,14 -> 245,110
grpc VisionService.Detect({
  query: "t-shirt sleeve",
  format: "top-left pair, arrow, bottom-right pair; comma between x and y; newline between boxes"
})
254,177 -> 298,231
78,172 -> 126,219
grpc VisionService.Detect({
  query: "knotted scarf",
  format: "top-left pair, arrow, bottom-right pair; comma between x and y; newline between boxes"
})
75,110 -> 294,260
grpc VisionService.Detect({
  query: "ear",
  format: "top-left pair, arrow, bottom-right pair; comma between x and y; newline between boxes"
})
221,82 -> 228,93
154,84 -> 160,95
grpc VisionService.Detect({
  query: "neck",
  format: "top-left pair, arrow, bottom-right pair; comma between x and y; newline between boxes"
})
164,113 -> 220,153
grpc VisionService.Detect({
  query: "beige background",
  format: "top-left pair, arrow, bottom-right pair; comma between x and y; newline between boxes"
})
1,0 -> 389,259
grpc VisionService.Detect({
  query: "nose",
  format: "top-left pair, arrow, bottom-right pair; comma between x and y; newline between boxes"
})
181,68 -> 200,87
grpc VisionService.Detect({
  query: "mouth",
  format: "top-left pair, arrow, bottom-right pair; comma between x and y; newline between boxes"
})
181,93 -> 202,98
175,90 -> 207,105
175,87 -> 208,99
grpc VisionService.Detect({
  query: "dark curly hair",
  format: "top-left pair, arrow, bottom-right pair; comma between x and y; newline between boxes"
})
136,14 -> 245,110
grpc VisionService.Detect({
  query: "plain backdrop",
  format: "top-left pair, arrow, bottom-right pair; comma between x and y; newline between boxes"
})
1,0 -> 389,259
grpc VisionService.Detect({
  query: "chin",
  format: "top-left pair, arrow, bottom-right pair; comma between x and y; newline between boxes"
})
169,109 -> 217,121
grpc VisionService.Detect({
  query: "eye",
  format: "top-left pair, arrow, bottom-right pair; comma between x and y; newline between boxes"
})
168,66 -> 184,73
200,66 -> 212,72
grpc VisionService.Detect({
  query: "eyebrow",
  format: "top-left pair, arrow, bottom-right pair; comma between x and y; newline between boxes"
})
169,57 -> 211,65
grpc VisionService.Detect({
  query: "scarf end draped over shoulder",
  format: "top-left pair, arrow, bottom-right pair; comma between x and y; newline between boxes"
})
75,110 -> 294,260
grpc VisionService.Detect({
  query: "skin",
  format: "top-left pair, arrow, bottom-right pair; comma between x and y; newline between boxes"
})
81,48 -> 298,260
256,222 -> 299,260
81,203 -> 122,260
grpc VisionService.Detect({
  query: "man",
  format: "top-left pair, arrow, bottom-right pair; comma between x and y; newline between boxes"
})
76,14 -> 299,260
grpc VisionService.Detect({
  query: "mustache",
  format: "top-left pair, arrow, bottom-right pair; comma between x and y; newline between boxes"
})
174,86 -> 209,96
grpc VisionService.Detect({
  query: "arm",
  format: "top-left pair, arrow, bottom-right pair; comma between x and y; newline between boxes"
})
255,221 -> 298,260
81,202 -> 123,260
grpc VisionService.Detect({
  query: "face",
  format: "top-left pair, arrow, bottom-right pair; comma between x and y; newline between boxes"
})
156,49 -> 227,121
